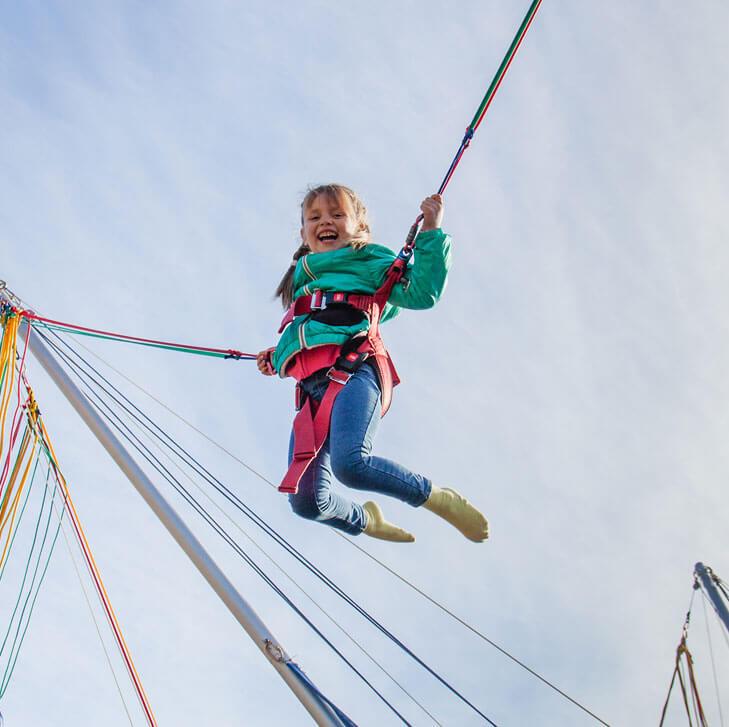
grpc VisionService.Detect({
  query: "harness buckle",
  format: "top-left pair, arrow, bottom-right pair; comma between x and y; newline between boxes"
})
326,367 -> 353,386
337,349 -> 369,373
326,349 -> 370,386
310,290 -> 325,310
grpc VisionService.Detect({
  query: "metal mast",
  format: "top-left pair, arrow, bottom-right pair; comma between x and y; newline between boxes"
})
695,562 -> 729,636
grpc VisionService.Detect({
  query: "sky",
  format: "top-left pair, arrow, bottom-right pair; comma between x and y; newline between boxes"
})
1,1 -> 728,725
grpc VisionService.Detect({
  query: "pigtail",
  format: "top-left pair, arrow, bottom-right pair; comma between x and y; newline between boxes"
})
274,242 -> 309,309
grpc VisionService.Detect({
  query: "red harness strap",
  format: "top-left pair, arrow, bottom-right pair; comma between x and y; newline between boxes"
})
279,353 -> 363,494
278,256 -> 407,494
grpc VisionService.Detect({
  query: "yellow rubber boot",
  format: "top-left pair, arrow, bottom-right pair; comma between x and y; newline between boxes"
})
423,486 -> 489,542
363,501 -> 415,543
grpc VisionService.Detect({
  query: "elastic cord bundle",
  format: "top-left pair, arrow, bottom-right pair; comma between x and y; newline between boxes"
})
401,0 -> 543,257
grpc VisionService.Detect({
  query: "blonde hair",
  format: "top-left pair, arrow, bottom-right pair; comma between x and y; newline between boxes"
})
275,184 -> 372,308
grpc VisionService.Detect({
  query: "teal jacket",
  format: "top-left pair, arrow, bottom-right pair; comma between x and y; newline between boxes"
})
273,228 -> 452,375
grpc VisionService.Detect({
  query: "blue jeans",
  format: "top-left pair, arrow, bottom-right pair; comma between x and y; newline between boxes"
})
288,363 -> 432,535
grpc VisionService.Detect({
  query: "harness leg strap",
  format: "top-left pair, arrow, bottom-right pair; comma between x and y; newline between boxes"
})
278,379 -> 346,494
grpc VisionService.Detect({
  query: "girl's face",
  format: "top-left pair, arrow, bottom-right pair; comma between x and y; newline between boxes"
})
301,193 -> 363,254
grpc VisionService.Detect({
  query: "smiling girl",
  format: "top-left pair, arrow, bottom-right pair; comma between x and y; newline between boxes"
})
258,184 -> 488,544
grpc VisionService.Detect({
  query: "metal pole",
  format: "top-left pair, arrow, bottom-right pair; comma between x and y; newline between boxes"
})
695,562 -> 729,636
15,316 -> 345,727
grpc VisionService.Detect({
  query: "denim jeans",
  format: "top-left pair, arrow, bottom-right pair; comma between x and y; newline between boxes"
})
288,363 -> 432,535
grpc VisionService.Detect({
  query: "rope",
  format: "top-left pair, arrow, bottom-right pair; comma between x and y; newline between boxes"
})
700,592 -> 725,727
0,460 -> 39,586
19,309 -> 255,361
34,415 -> 158,727
399,0 -> 543,257
0,463 -> 65,699
54,499 -> 138,727
660,585 -> 709,727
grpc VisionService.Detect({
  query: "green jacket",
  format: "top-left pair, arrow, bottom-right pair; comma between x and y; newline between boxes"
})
273,228 -> 452,375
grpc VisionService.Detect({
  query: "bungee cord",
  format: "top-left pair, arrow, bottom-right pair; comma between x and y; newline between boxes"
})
399,0 -> 543,256
18,311 -> 255,361
439,0 -> 543,196
0,465 -> 64,699
0,461 -> 41,586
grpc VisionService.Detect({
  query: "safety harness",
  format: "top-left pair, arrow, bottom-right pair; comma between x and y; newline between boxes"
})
277,253 -> 408,494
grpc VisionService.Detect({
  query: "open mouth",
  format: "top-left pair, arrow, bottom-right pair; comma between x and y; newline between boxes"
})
317,232 -> 338,242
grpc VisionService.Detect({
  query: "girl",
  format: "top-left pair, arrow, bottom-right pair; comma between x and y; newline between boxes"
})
257,184 -> 488,543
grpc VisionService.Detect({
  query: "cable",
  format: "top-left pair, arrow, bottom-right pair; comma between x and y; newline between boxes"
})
19,314 -> 255,361
0,462 -> 66,698
31,411 -> 158,726
53,494 -> 136,726
40,331 -> 415,726
700,591 -> 725,727
43,329 -> 495,724
60,329 -> 608,725
112,380 -> 441,725
0,457 -> 40,584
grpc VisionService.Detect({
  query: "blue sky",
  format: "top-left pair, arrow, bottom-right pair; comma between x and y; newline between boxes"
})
1,2 -> 728,725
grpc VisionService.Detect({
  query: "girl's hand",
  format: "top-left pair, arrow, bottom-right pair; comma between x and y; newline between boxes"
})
420,194 -> 444,232
256,348 -> 276,376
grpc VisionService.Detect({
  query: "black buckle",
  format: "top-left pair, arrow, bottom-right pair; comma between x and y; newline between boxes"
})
336,350 -> 369,374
